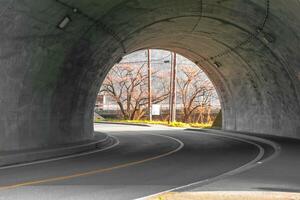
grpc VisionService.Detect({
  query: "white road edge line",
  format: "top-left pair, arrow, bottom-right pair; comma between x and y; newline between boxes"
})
0,130 -> 184,172
0,136 -> 120,170
0,131 -> 185,190
205,129 -> 281,164
135,130 -> 279,200
143,133 -> 185,157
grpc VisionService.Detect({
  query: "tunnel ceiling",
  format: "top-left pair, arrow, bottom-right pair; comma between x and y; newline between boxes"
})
0,0 -> 299,151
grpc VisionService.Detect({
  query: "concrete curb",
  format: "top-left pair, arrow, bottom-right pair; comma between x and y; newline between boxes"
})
189,128 -> 300,142
0,133 -> 114,168
95,121 -> 151,127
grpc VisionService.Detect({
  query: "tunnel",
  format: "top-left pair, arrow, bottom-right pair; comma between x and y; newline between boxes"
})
0,0 -> 299,152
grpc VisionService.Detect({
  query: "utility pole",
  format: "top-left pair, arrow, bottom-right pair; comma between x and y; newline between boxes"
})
169,52 -> 177,122
169,52 -> 173,123
171,52 -> 177,122
147,49 -> 152,121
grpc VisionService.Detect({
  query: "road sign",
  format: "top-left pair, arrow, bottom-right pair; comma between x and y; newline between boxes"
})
152,104 -> 161,116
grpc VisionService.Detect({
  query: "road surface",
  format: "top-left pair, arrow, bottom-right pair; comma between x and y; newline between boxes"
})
0,124 -> 298,200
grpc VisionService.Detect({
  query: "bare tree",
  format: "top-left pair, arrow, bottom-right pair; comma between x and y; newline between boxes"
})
100,63 -> 169,120
177,65 -> 214,123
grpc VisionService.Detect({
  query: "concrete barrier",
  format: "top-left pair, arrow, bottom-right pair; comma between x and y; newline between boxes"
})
0,132 -> 114,167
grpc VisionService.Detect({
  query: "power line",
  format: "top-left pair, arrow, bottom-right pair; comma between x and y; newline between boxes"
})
119,52 -> 172,64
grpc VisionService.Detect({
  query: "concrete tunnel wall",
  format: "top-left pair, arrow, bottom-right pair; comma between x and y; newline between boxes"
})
0,0 -> 299,151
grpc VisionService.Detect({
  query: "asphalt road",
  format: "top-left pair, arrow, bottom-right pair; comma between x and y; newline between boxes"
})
0,124 -> 286,200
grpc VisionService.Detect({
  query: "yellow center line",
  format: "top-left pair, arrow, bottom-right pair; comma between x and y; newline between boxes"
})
0,135 -> 184,191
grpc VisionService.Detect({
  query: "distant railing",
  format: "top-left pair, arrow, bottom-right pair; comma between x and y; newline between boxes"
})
94,107 -> 219,123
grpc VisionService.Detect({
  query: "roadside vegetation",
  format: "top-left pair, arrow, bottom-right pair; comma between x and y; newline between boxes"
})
94,118 -> 212,128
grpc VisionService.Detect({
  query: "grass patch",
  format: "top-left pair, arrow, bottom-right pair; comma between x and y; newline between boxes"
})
189,123 -> 213,128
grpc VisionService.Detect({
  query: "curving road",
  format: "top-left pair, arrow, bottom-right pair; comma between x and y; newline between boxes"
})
0,124 -> 289,200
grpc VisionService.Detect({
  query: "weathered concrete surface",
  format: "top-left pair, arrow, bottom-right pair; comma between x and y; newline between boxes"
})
0,0 -> 299,151
0,132 -> 111,167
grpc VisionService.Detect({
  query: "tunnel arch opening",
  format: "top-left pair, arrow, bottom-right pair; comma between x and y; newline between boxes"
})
94,49 -> 222,127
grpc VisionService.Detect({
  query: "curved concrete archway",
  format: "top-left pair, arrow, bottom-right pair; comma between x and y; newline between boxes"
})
0,0 -> 299,151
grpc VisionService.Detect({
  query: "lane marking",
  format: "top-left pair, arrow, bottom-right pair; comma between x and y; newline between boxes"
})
0,133 -> 184,191
0,136 -> 120,170
136,130 -> 272,200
